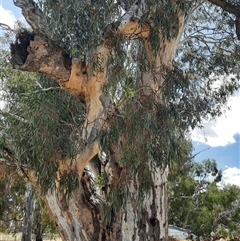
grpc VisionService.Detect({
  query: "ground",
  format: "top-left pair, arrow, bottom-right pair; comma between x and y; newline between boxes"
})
0,233 -> 61,241
0,233 -> 228,241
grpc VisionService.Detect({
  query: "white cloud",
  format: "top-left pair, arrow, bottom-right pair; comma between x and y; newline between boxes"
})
220,167 -> 240,187
0,5 -> 29,35
192,88 -> 240,147
0,6 -> 16,28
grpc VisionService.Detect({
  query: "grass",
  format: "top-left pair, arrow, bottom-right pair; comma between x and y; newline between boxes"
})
0,233 -> 62,241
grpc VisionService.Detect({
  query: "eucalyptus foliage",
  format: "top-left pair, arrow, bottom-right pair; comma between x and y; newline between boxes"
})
0,169 -> 26,233
1,0 -> 240,213
35,0 -> 240,135
0,55 -> 85,194
40,0 -> 196,57
169,159 -> 240,239
41,0 -> 122,57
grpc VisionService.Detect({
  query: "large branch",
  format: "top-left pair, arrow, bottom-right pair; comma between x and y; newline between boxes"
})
57,140 -> 99,178
13,0 -> 47,36
10,24 -> 150,95
207,0 -> 240,40
207,0 -> 240,16
10,31 -> 71,84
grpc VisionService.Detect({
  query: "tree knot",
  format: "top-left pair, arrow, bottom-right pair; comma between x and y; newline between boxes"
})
149,217 -> 158,226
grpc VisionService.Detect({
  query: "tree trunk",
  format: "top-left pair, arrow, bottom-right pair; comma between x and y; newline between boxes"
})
34,201 -> 43,241
22,183 -> 36,241
44,165 -> 168,241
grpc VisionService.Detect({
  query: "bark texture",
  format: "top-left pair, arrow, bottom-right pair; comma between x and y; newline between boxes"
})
21,183 -> 36,241
43,166 -> 169,241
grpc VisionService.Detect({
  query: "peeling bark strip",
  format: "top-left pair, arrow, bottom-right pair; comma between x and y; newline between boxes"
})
22,183 -> 36,241
121,166 -> 169,241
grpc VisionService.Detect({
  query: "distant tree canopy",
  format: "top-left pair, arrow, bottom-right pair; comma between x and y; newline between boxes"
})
0,164 -> 25,233
0,163 -> 57,236
169,159 -> 240,239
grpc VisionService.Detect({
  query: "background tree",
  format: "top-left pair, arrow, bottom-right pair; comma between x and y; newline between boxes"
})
32,196 -> 58,241
169,159 -> 240,240
21,183 -> 35,241
0,163 -> 57,239
0,164 -> 26,233
0,0 -> 239,240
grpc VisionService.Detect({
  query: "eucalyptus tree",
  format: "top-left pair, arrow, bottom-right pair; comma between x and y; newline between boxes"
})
0,164 -> 26,233
0,155 -> 57,239
1,0 -> 240,240
169,159 -> 240,239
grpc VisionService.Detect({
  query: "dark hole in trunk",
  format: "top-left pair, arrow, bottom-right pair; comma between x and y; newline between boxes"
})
10,29 -> 34,66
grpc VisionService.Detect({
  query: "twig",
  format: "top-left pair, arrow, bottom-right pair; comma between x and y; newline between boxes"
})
0,23 -> 14,32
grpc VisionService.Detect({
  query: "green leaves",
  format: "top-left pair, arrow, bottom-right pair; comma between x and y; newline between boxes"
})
0,65 -> 85,194
169,159 -> 240,239
0,171 -> 26,233
40,0 -> 120,57
2,1 -> 240,232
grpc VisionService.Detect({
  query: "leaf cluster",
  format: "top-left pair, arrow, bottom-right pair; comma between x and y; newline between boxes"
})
0,63 -> 85,194
40,0 -> 121,57
169,159 -> 240,239
0,167 -> 26,233
100,90 -> 193,213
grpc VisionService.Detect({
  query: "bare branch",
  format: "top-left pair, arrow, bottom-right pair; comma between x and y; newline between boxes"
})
58,140 -> 99,178
0,23 -> 14,32
184,0 -> 205,25
34,86 -> 62,92
0,110 -> 28,123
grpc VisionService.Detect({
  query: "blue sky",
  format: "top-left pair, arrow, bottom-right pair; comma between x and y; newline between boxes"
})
193,134 -> 239,170
192,88 -> 240,169
1,1 -> 22,19
0,1 -> 239,186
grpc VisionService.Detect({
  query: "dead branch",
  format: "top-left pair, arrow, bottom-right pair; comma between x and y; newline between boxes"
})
0,23 -> 14,32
